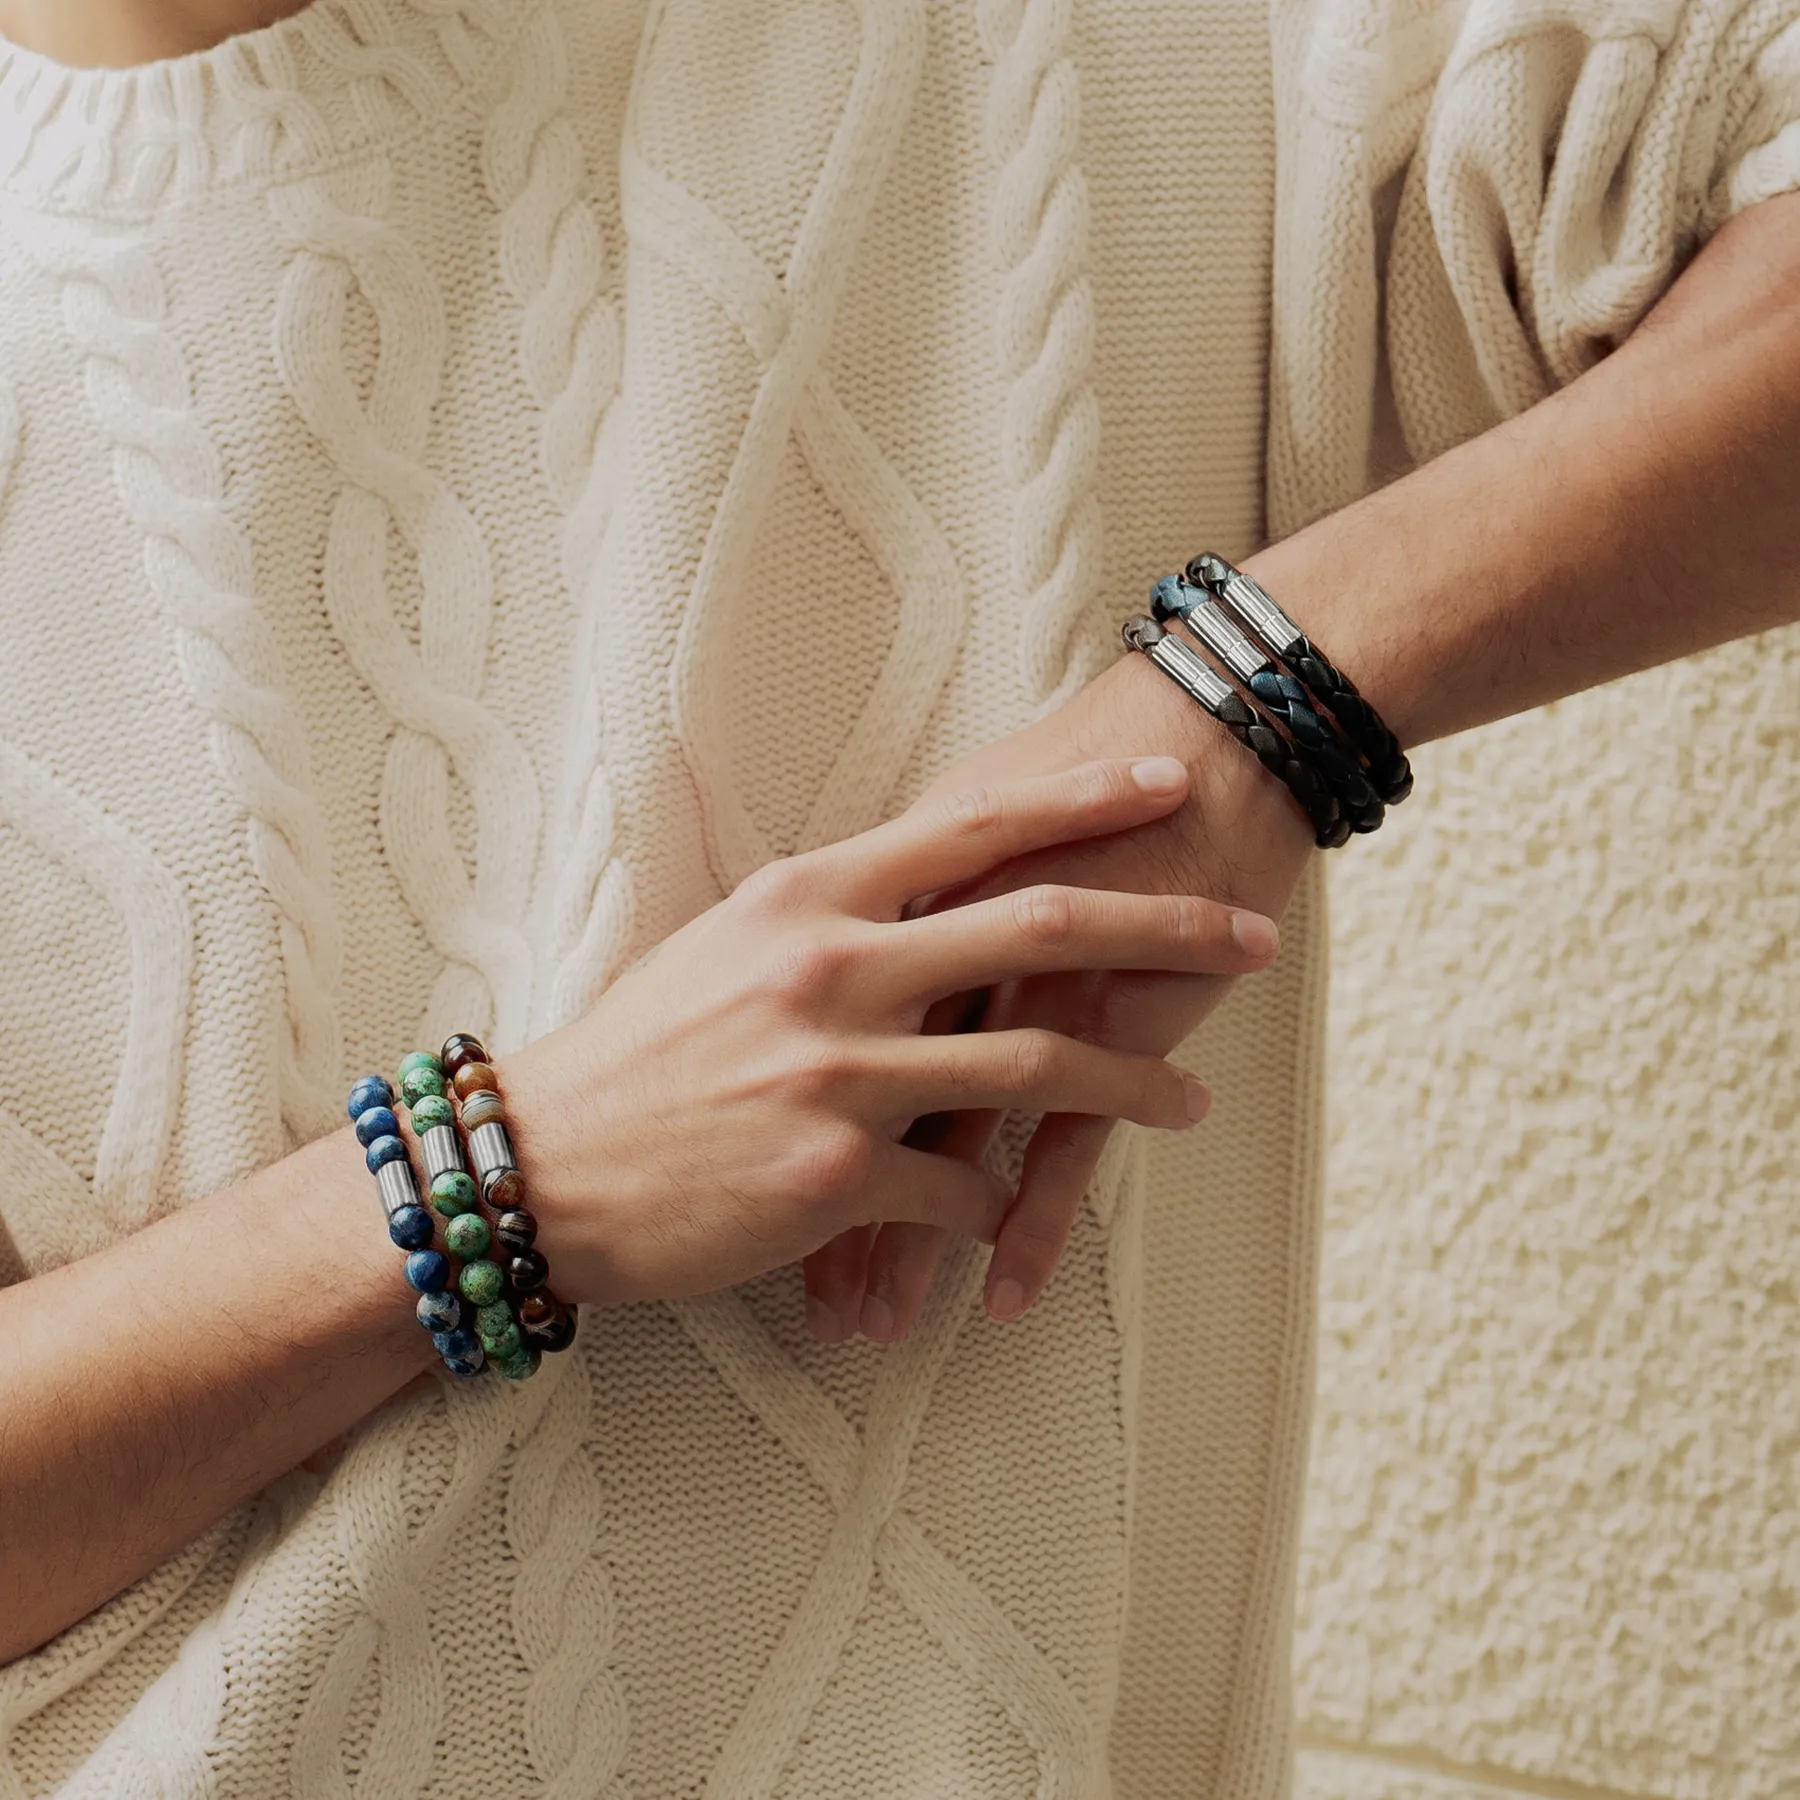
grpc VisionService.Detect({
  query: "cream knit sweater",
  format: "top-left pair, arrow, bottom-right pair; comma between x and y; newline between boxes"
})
0,1 -> 1792,1795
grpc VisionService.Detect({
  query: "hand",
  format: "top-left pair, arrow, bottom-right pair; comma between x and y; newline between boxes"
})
804,649 -> 1315,1341
499,757 -> 1281,1307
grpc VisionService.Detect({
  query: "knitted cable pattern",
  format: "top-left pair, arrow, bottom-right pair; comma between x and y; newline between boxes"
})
977,0 -> 1106,711
289,1383 -> 516,1800
34,224 -> 347,1142
0,0 -> 520,216
654,0 -> 950,892
502,1354 -> 628,1799
269,156 -> 542,1053
0,735 -> 191,1244
475,0 -> 635,1036
675,1250 -> 1105,1800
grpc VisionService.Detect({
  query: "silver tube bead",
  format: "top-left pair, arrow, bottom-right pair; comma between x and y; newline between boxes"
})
420,1123 -> 464,1182
1124,617 -> 1235,712
1217,568 -> 1304,658
467,1119 -> 515,1185
1177,597 -> 1268,683
375,1155 -> 420,1221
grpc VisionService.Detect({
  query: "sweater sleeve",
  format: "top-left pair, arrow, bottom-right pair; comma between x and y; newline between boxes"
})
1386,0 -> 1800,462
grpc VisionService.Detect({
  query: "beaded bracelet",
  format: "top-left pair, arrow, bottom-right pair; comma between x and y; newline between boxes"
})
1122,616 -> 1350,848
1185,552 -> 1414,806
1149,575 -> 1385,835
395,1049 -> 545,1382
441,1033 -> 578,1359
346,1074 -> 482,1376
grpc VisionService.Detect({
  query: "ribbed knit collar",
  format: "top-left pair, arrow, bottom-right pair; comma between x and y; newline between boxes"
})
0,0 -> 530,216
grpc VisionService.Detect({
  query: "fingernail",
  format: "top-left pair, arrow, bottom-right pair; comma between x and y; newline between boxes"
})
860,1294 -> 897,1341
987,1277 -> 1026,1321
805,1296 -> 842,1342
1130,756 -> 1188,795
1231,911 -> 1279,958
1184,1074 -> 1212,1122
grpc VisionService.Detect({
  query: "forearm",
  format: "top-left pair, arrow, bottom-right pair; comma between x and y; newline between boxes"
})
1250,190 -> 1800,749
0,1131 -> 433,1664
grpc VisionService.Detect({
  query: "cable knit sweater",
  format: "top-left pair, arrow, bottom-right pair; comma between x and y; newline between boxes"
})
0,1 -> 1793,1795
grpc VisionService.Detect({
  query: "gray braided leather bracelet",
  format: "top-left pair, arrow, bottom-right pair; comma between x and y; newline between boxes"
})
1121,617 -> 1351,849
1149,575 -> 1386,834
1185,552 -> 1414,806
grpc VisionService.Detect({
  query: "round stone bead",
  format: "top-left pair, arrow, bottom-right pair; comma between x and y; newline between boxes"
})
493,1209 -> 537,1254
409,1094 -> 455,1133
458,1259 -> 505,1307
396,1050 -> 442,1085
458,1090 -> 505,1131
522,1301 -> 577,1356
483,1168 -> 527,1213
429,1170 -> 478,1217
354,1105 -> 399,1147
480,1320 -> 523,1360
442,1352 -> 485,1377
474,1299 -> 515,1340
440,1034 -> 489,1079
432,1326 -> 480,1362
451,1061 -> 500,1101
346,1074 -> 393,1120
506,1250 -> 550,1295
387,1204 -> 435,1251
415,1290 -> 461,1333
493,1346 -> 540,1382
404,1249 -> 451,1294
444,1212 -> 491,1259
364,1134 -> 409,1174
400,1064 -> 447,1108
516,1291 -> 558,1332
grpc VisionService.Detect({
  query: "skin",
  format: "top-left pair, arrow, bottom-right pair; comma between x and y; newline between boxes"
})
815,181 -> 1800,1340
5,0 -> 1798,1658
0,759 -> 1271,1664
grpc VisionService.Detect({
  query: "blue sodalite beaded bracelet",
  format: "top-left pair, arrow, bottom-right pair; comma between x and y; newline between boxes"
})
346,1073 -> 483,1376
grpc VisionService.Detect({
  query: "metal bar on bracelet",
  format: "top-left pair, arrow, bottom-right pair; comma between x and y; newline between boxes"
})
466,1119 -> 515,1188
1124,614 -> 1235,710
1189,550 -> 1414,806
419,1123 -> 463,1183
1122,616 -> 1349,848
375,1154 -> 420,1223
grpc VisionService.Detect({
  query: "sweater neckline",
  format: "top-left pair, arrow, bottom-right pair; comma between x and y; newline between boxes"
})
0,0 -> 528,217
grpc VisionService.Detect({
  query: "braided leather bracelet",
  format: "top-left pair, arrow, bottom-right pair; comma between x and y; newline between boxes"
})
1186,553 -> 1414,805
1150,576 -> 1385,834
1122,617 -> 1350,848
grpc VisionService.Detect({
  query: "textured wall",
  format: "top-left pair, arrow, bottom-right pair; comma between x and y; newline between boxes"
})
1294,625 -> 1800,1800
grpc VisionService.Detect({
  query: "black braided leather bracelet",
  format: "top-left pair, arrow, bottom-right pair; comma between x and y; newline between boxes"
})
1150,576 -> 1385,834
1186,553 -> 1414,805
1122,617 -> 1350,849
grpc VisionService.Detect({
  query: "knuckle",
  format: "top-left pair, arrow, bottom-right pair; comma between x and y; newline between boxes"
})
1004,1029 -> 1062,1093
1014,883 -> 1078,948
765,932 -> 858,1004
939,785 -> 1005,840
786,1124 -> 872,1205
734,856 -> 810,914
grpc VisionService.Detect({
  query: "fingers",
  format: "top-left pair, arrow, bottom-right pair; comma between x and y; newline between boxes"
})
982,1112 -> 1121,1322
857,1222 -> 950,1342
873,885 -> 1277,1011
856,1107 -> 1000,1341
803,1226 -> 876,1342
807,758 -> 1193,917
862,1030 -> 1210,1131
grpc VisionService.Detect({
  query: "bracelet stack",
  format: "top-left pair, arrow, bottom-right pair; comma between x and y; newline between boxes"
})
1123,552 -> 1413,847
348,1035 -> 577,1380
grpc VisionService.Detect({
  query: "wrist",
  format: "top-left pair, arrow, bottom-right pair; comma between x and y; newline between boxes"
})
1082,647 -> 1315,898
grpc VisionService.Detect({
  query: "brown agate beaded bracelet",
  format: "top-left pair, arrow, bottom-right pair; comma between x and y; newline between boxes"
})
441,1033 -> 578,1359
